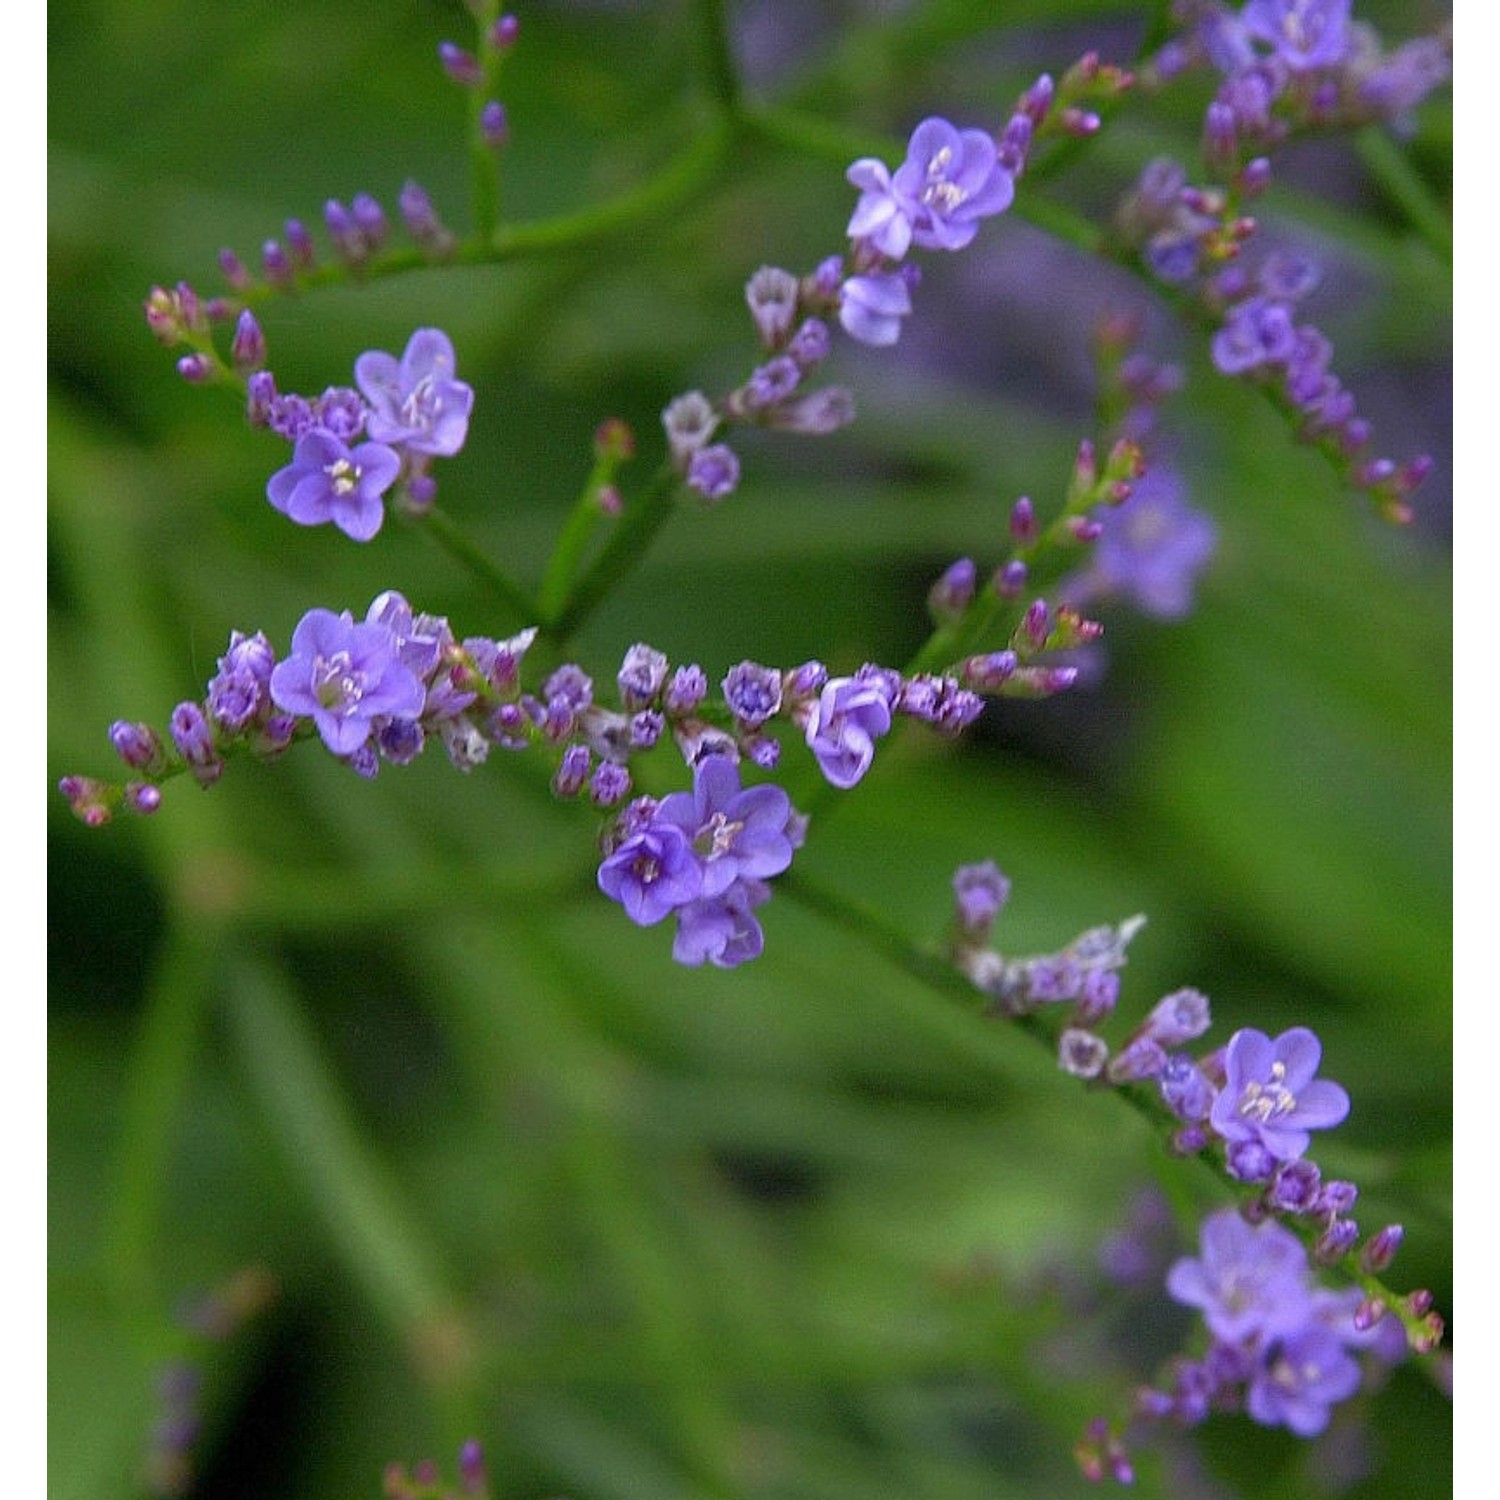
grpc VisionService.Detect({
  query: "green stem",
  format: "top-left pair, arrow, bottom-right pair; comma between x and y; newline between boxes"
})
546,465 -> 682,643
468,1 -> 505,243
103,920 -> 224,1307
1355,125 -> 1453,265
538,464 -> 618,623
692,0 -> 742,115
219,951 -> 480,1437
414,503 -> 540,626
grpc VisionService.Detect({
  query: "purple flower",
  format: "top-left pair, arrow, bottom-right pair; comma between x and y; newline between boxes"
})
266,429 -> 402,541
1210,1026 -> 1351,1161
268,608 -> 425,755
354,328 -> 474,457
745,266 -> 801,348
952,860 -> 1011,936
838,270 -> 913,348
1166,1210 -> 1313,1343
1068,466 -> 1217,621
1211,295 -> 1299,375
1246,1325 -> 1362,1436
610,643 -> 665,711
804,676 -> 893,788
672,880 -> 770,969
206,630 -> 277,732
722,661 -> 783,729
597,822 -> 703,926
1241,0 -> 1352,72
656,756 -> 795,900
846,118 -> 1014,259
686,443 -> 740,502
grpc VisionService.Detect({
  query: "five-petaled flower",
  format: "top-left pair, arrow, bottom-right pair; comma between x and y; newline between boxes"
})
269,608 -> 425,755
266,430 -> 402,541
1209,1026 -> 1350,1161
846,116 -> 1015,259
354,327 -> 475,457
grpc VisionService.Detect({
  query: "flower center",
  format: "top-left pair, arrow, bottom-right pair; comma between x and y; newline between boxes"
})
324,458 -> 362,496
399,374 -> 437,429
311,650 -> 369,715
1269,1347 -> 1321,1392
697,812 -> 745,861
921,145 -> 968,213
634,853 -> 662,885
1237,1060 -> 1298,1122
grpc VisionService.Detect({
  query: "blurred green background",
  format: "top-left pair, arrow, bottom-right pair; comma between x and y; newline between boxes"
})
48,2 -> 1451,1496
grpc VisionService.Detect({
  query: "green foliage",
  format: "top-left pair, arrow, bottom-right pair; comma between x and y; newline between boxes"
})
49,2 -> 1450,1496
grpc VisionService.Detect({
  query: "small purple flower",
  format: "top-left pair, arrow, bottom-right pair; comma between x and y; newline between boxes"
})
1241,0 -> 1352,72
745,266 -> 801,348
269,608 -> 425,755
663,664 -> 708,715
1210,1026 -> 1351,1161
1167,1210 -> 1313,1343
169,702 -> 222,786
1158,1054 -> 1217,1122
597,823 -> 703,926
354,328 -> 474,457
1068,466 -> 1217,621
313,386 -> 369,442
740,355 -> 802,413
673,880 -> 770,969
1246,1325 -> 1362,1436
892,116 -> 1016,251
266,429 -> 402,541
686,443 -> 740,502
761,387 -> 856,435
722,661 -> 783,729
206,630 -> 277,732
838,270 -> 913,348
365,591 -> 450,682
656,756 -> 795,900
846,118 -> 1014,259
952,860 -> 1010,936
662,391 -> 718,466
1212,295 -> 1299,375
804,676 -> 893,788
617,643 -> 669,710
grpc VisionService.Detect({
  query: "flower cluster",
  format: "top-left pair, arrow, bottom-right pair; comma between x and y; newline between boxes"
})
63,591 -> 1095,967
1061,317 -> 1218,622
1114,157 -> 1431,521
656,70 -> 1136,498
945,860 -> 1441,1472
1147,1209 -> 1405,1435
1150,1 -> 1452,141
597,756 -> 803,968
256,327 -> 475,536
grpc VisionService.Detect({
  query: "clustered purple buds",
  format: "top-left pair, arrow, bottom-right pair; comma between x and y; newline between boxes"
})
384,1438 -> 491,1500
1114,152 -> 1431,520
1148,1 -> 1449,146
